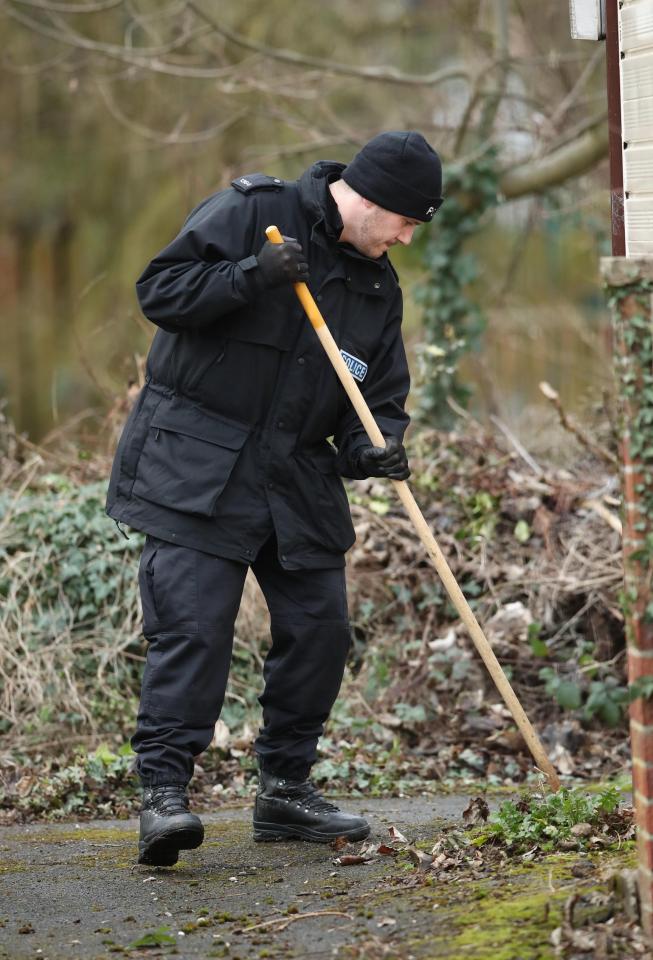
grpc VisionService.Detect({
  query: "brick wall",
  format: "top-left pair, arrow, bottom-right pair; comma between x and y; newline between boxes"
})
602,256 -> 653,936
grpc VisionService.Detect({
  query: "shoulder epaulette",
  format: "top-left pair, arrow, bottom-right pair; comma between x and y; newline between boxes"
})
231,173 -> 284,194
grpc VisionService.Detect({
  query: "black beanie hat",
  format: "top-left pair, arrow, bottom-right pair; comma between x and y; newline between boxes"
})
341,131 -> 443,223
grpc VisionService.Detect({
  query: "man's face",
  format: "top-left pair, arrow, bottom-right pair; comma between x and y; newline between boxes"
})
348,203 -> 421,259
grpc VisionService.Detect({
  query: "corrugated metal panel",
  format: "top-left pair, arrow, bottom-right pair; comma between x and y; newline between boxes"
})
617,3 -> 653,255
621,52 -> 653,101
621,1 -> 653,52
622,94 -> 653,142
624,143 -> 653,191
624,198 -> 653,244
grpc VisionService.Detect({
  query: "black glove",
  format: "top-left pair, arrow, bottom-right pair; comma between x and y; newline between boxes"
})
256,236 -> 309,288
355,436 -> 410,481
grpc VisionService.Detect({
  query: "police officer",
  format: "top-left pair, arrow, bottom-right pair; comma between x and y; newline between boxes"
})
106,131 -> 443,866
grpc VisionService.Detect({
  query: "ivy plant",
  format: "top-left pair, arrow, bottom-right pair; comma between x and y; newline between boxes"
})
413,149 -> 499,425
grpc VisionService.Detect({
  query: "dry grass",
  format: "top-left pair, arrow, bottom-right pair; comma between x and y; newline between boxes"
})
0,404 -> 627,779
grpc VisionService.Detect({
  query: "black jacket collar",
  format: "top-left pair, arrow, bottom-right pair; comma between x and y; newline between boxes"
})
298,161 -> 387,272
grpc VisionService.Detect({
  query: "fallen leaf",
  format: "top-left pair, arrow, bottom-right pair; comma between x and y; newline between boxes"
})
462,796 -> 489,825
407,846 -> 433,869
358,841 -> 380,858
427,629 -> 456,651
377,713 -> 402,729
333,855 -> 368,866
376,843 -> 397,856
570,822 -> 592,838
14,776 -> 36,798
377,917 -> 397,928
231,722 -> 255,750
550,743 -> 576,776
330,835 -> 350,852
211,719 -> 230,751
388,826 -> 408,843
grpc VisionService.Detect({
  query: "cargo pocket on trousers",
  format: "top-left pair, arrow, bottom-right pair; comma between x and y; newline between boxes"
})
138,538 -> 160,636
132,395 -> 251,517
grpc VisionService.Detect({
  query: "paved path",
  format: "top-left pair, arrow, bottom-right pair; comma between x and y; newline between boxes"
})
0,794 -> 477,960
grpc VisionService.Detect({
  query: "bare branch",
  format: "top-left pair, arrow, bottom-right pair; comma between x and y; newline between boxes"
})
530,45 -> 605,160
548,45 -> 604,131
186,1 -> 472,89
94,78 -> 248,143
499,113 -> 608,199
1,47 -> 71,73
477,0 -> 510,143
539,381 -> 618,467
123,0 -> 188,27
546,108 -> 610,155
12,0 -> 123,12
1,2 -> 270,79
3,1 -> 213,57
453,76 -> 488,159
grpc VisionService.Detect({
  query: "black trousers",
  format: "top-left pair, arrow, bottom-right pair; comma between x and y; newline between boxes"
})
132,534 -> 352,787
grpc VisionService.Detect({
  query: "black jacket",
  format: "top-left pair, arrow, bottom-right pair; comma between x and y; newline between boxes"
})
106,161 -> 410,569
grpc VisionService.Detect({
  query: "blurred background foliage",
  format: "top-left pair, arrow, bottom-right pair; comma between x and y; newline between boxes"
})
0,0 -> 611,441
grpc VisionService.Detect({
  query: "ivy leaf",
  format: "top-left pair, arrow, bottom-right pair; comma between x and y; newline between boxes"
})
598,699 -> 623,728
555,681 -> 582,711
529,636 -> 549,657
629,676 -> 653,702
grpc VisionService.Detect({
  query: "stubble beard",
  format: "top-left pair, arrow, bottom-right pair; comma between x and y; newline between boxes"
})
353,209 -> 389,259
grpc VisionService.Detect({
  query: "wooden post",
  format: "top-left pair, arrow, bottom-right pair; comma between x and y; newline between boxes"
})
602,256 -> 653,935
605,0 -> 625,256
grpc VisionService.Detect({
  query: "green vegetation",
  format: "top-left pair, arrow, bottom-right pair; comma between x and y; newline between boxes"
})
0,476 -> 143,737
0,410 -> 628,819
128,927 -> 176,948
476,785 -> 622,853
6,743 -> 137,818
414,151 -> 500,425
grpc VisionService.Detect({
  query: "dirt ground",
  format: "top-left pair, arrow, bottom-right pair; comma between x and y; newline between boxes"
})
0,793 -> 634,960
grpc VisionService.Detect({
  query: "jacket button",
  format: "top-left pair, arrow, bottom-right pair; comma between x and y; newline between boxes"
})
277,420 -> 285,429
373,281 -> 381,289
346,276 -> 351,282
267,482 -> 274,490
297,357 -> 305,365
316,294 -> 322,302
281,555 -> 287,562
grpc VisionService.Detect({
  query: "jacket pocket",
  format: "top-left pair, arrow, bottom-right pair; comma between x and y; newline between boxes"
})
294,447 -> 356,553
132,395 -> 251,517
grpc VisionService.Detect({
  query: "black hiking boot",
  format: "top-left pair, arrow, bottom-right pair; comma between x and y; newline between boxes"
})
138,784 -> 204,866
253,771 -> 370,843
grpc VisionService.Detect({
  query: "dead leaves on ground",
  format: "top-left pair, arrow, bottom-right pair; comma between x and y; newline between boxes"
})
330,819 -> 492,884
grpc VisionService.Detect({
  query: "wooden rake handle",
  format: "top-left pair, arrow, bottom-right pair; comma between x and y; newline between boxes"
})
265,225 -> 560,792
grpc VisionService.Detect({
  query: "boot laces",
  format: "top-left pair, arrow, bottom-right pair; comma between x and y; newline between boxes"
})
146,784 -> 190,815
282,779 -> 339,814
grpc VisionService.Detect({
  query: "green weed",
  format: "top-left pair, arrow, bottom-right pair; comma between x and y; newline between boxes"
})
475,786 -> 623,852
